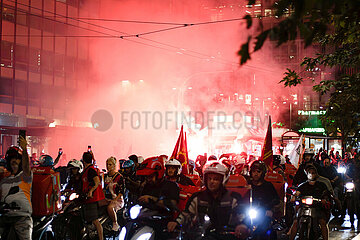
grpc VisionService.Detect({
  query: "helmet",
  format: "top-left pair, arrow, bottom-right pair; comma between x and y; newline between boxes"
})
39,154 -> 54,167
122,159 -> 135,172
137,157 -> 165,180
188,159 -> 195,169
5,146 -> 23,172
249,160 -> 267,178
203,161 -> 229,186
273,155 -> 281,165
304,148 -> 315,155
67,159 -> 84,173
304,163 -> 318,175
220,157 -> 233,172
208,155 -> 217,161
165,159 -> 182,175
5,146 -> 22,161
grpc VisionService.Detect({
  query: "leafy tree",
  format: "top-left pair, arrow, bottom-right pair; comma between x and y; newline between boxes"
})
238,0 -> 360,151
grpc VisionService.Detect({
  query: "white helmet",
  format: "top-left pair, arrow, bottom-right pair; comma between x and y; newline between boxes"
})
67,159 -> 84,173
203,161 -> 229,186
304,148 -> 315,155
165,159 -> 182,175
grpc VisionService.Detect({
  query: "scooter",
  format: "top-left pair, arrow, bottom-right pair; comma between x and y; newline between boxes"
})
52,192 -> 121,240
343,180 -> 357,224
119,202 -> 179,240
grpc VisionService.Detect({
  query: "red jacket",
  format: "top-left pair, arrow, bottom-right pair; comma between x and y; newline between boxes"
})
81,165 -> 105,204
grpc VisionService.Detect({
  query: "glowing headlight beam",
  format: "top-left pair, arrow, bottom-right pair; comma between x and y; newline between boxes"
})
130,204 -> 142,220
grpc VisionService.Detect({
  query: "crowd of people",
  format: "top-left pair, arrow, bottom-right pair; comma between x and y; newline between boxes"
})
0,138 -> 359,239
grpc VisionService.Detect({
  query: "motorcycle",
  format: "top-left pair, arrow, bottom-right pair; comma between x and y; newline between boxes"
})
343,180 -> 357,224
52,192 -> 122,240
119,202 -> 179,240
0,186 -> 55,240
296,196 -> 323,240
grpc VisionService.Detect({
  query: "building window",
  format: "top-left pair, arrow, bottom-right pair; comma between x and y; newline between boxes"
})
2,5 -> 15,23
41,50 -> 54,73
1,41 -> 13,61
15,44 -> 28,63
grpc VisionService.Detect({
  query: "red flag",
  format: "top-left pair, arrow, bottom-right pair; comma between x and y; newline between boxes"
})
260,116 -> 273,169
170,125 -> 189,174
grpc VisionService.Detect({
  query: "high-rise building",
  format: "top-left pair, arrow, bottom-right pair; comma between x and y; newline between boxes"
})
0,0 -> 98,154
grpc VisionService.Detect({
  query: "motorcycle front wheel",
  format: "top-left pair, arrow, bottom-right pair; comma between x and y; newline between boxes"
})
298,221 -> 310,240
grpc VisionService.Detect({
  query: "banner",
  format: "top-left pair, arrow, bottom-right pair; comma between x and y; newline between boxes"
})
260,116 -> 273,169
289,134 -> 305,168
170,125 -> 189,174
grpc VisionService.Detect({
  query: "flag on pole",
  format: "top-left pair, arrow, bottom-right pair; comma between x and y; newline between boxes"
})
260,116 -> 273,169
170,125 -> 189,174
289,134 -> 305,168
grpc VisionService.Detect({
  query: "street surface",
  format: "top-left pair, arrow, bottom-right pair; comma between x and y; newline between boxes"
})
329,215 -> 358,239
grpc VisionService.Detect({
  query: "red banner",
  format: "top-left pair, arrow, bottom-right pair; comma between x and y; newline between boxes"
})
260,116 -> 273,169
170,125 -> 189,174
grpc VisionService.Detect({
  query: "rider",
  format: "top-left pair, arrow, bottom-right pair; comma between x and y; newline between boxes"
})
104,156 -> 124,232
292,148 -> 319,187
165,159 -> 195,186
247,160 -> 280,238
65,159 -> 83,193
37,149 -> 62,168
289,164 -> 330,240
81,151 -> 105,240
136,156 -> 179,211
0,137 -> 32,240
122,159 -> 141,199
167,161 -> 249,239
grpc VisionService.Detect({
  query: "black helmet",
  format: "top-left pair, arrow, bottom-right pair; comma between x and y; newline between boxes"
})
208,155 -> 217,161
5,146 -> 23,172
250,160 -> 267,179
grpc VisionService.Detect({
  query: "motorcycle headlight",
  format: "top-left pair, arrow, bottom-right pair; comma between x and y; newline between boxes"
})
69,193 -> 79,201
130,204 -> 142,220
337,167 -> 346,174
136,233 -> 152,240
248,208 -> 258,220
60,195 -> 66,202
119,227 -> 126,240
302,198 -> 313,205
204,214 -> 210,222
346,182 -> 355,190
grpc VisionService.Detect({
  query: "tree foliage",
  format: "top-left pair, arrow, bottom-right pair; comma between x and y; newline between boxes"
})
239,0 -> 360,149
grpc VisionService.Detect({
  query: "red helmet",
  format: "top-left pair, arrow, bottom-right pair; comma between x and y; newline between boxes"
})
137,156 -> 165,180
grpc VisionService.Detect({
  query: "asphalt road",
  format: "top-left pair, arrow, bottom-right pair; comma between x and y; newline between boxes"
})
329,215 -> 359,240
